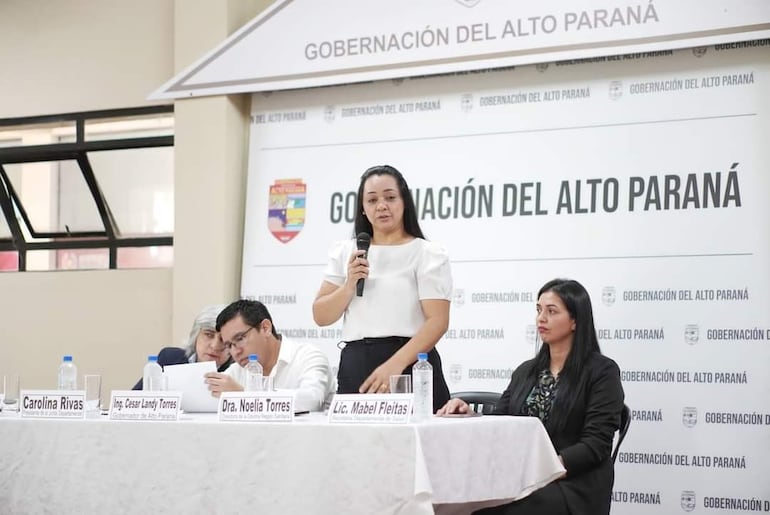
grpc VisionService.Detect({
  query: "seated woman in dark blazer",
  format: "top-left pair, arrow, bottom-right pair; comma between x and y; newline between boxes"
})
438,278 -> 625,515
132,304 -> 232,390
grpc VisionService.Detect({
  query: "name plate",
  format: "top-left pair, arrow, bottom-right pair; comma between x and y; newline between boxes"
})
218,391 -> 295,422
108,390 -> 182,421
328,394 -> 413,424
20,389 -> 85,419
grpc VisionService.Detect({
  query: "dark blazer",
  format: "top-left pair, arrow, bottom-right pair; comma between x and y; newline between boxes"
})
131,347 -> 232,390
494,353 -> 624,515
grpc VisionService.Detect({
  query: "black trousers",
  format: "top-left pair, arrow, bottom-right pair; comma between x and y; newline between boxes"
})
337,336 -> 450,413
474,482 -> 570,515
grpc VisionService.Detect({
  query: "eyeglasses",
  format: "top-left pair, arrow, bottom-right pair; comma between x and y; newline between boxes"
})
223,326 -> 255,351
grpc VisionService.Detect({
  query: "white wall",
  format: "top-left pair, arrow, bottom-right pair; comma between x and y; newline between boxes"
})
0,0 -> 174,117
0,270 -> 171,395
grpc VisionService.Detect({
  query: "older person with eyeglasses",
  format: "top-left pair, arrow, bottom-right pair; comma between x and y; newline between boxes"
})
204,299 -> 335,412
132,304 -> 232,390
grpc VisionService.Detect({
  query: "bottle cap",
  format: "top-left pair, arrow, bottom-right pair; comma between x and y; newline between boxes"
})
63,355 -> 73,362
249,354 -> 259,361
417,352 -> 428,360
148,355 -> 158,362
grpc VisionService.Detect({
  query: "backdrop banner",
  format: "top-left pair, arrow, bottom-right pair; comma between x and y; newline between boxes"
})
150,0 -> 770,99
242,42 -> 770,514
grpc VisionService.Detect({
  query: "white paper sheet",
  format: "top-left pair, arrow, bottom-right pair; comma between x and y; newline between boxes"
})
163,361 -> 218,413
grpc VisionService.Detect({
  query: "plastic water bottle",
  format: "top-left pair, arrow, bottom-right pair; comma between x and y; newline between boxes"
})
57,355 -> 78,390
142,355 -> 164,391
245,354 -> 264,391
412,353 -> 433,422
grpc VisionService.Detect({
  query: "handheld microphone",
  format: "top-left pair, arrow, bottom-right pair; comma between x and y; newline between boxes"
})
356,232 -> 371,297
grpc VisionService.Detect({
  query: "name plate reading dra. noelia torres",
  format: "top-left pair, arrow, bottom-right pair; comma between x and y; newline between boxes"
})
218,391 -> 296,422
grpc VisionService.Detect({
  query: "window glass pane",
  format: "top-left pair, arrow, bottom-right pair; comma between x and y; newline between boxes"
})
0,251 -> 18,271
57,161 -> 107,232
117,246 -> 173,269
0,125 -> 75,147
84,113 -> 173,142
0,207 -> 12,238
5,161 -> 104,233
0,137 -> 23,149
25,250 -> 56,271
54,249 -> 109,270
4,162 -> 21,190
90,147 -> 174,236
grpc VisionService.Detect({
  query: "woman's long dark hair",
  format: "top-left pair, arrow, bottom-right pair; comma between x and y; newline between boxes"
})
528,278 -> 602,431
353,165 -> 425,239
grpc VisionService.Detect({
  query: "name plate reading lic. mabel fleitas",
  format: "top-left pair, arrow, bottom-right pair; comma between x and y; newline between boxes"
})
218,391 -> 296,422
328,394 -> 413,424
20,389 -> 85,419
108,390 -> 182,421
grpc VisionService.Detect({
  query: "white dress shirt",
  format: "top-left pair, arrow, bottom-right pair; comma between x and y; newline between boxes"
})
225,337 -> 335,412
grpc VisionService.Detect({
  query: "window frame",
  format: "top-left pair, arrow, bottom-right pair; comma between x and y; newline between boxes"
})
0,105 -> 174,271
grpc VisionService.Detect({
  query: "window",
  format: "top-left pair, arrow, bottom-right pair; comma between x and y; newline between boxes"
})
0,106 -> 174,271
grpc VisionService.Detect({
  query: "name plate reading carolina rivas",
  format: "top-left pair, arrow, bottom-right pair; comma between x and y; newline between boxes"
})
328,394 -> 413,424
108,390 -> 182,421
20,389 -> 85,419
218,391 -> 295,422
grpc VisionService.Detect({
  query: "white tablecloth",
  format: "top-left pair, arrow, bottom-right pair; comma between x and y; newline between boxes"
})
0,413 -> 563,515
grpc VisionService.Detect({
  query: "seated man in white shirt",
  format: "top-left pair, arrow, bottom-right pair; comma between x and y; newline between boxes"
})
204,299 -> 334,412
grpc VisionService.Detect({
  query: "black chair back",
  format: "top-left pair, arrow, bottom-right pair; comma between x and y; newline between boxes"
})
450,391 -> 501,414
612,403 -> 631,463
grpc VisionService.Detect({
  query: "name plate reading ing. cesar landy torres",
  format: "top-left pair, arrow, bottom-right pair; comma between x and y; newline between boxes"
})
218,391 -> 295,422
108,390 -> 182,421
20,389 -> 85,419
328,394 -> 413,424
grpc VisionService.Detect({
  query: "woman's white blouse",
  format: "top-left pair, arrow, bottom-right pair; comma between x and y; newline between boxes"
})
322,238 -> 453,341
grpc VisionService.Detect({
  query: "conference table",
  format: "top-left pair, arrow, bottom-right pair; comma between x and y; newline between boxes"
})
0,412 -> 564,514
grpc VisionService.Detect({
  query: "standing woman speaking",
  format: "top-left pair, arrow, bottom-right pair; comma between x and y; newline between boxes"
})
313,165 -> 453,412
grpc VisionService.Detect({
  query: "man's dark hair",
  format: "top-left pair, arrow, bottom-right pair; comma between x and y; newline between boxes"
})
215,299 -> 279,337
